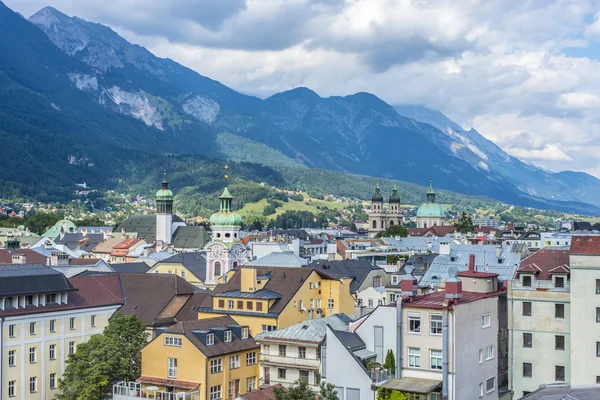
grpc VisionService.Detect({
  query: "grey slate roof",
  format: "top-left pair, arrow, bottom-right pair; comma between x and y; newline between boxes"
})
269,229 -> 310,240
256,314 -> 350,343
329,328 -> 366,352
418,244 -> 527,288
521,384 -> 600,399
308,259 -> 382,293
109,262 -> 150,274
157,252 -> 207,280
55,233 -> 104,252
172,226 -> 211,249
0,264 -> 76,296
381,237 -> 445,253
117,214 -> 183,243
248,251 -> 308,267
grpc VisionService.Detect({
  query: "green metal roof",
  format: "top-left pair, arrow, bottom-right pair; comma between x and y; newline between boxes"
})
209,211 -> 242,227
155,188 -> 173,199
416,202 -> 446,218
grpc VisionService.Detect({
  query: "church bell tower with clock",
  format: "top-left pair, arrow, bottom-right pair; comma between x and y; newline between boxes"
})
205,166 -> 247,285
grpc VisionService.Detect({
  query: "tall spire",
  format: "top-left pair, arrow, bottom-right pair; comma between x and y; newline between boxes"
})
162,170 -> 168,189
426,178 -> 436,202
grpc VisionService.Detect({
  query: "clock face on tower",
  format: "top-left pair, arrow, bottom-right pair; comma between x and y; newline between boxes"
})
210,246 -> 224,258
232,246 -> 242,258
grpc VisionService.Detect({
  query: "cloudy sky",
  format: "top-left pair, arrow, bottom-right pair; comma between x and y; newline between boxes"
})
7,0 -> 600,176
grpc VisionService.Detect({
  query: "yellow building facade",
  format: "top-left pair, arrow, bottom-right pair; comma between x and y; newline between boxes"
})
138,316 -> 260,400
196,267 -> 355,335
148,252 -> 208,288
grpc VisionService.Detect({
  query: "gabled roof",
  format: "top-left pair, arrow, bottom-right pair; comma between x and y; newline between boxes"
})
516,246 -> 570,280
172,226 -> 210,249
201,267 -> 331,315
0,249 -> 48,265
155,252 -> 207,280
91,237 -> 123,254
118,274 -> 197,326
256,314 -> 350,343
329,328 -> 366,352
164,316 -> 259,357
247,251 -> 308,267
55,233 -> 104,252
174,291 -> 212,322
117,214 -> 185,243
109,262 -> 150,274
308,259 -> 381,293
570,236 -> 600,255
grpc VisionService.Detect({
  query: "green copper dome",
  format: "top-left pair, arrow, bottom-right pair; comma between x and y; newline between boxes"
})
156,172 -> 173,199
416,203 -> 446,218
209,187 -> 242,227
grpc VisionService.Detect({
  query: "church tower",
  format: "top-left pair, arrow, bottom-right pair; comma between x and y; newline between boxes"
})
204,166 -> 247,285
416,179 -> 446,228
156,172 -> 174,245
368,182 -> 384,237
388,184 -> 402,226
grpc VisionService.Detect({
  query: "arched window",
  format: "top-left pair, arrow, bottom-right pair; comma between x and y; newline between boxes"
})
372,220 -> 377,229
423,222 -> 428,228
214,262 -> 222,277
390,221 -> 394,226
233,261 -> 238,268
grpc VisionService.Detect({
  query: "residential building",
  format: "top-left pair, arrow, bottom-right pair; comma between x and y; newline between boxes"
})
55,231 -> 105,254
415,180 -> 446,229
308,259 -> 390,297
519,384 -> 600,399
255,315 -> 350,390
507,246 -> 571,399
368,183 -> 402,238
474,218 -> 499,229
569,236 -> 600,386
0,267 -> 124,400
356,286 -> 386,310
137,316 -> 260,400
196,266 -> 355,335
148,252 -> 209,287
51,258 -> 114,277
109,238 -> 146,263
0,249 -> 48,265
324,264 -> 502,400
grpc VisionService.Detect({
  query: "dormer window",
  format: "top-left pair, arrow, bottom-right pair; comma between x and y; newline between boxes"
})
224,330 -> 232,343
26,295 -> 33,306
5,297 -> 13,308
555,276 -> 565,289
450,256 -> 456,262
391,276 -> 399,285
522,275 -> 532,287
241,327 -> 249,339
497,258 -> 503,264
46,294 -> 56,303
206,333 -> 215,346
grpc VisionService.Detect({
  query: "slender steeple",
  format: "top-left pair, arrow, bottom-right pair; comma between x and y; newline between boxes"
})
372,180 -> 384,203
389,183 -> 400,204
426,178 -> 436,203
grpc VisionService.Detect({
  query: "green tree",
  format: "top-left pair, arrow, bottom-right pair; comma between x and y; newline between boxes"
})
58,312 -> 147,400
376,387 -> 409,400
455,211 -> 475,233
24,212 -> 61,235
383,349 -> 396,375
274,380 -> 340,400
375,224 -> 409,238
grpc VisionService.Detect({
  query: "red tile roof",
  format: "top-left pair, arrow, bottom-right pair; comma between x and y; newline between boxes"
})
113,238 -> 143,250
403,290 -> 501,310
241,385 -> 284,400
475,226 -> 497,234
517,246 -> 570,280
570,236 -> 600,255
0,249 -> 47,265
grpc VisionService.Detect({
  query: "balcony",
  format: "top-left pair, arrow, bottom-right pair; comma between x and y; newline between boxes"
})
260,353 -> 320,369
112,382 -> 200,400
371,368 -> 394,384
512,280 -> 570,292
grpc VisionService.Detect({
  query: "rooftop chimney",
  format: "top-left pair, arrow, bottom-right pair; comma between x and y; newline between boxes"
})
468,254 -> 476,273
445,267 -> 462,300
439,241 -> 451,256
400,265 -> 418,297
81,227 -> 87,237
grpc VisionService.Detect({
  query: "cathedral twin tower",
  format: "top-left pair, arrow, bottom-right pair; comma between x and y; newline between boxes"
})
368,183 -> 402,237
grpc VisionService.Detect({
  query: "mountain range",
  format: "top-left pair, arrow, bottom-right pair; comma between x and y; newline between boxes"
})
1,1 -> 599,215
